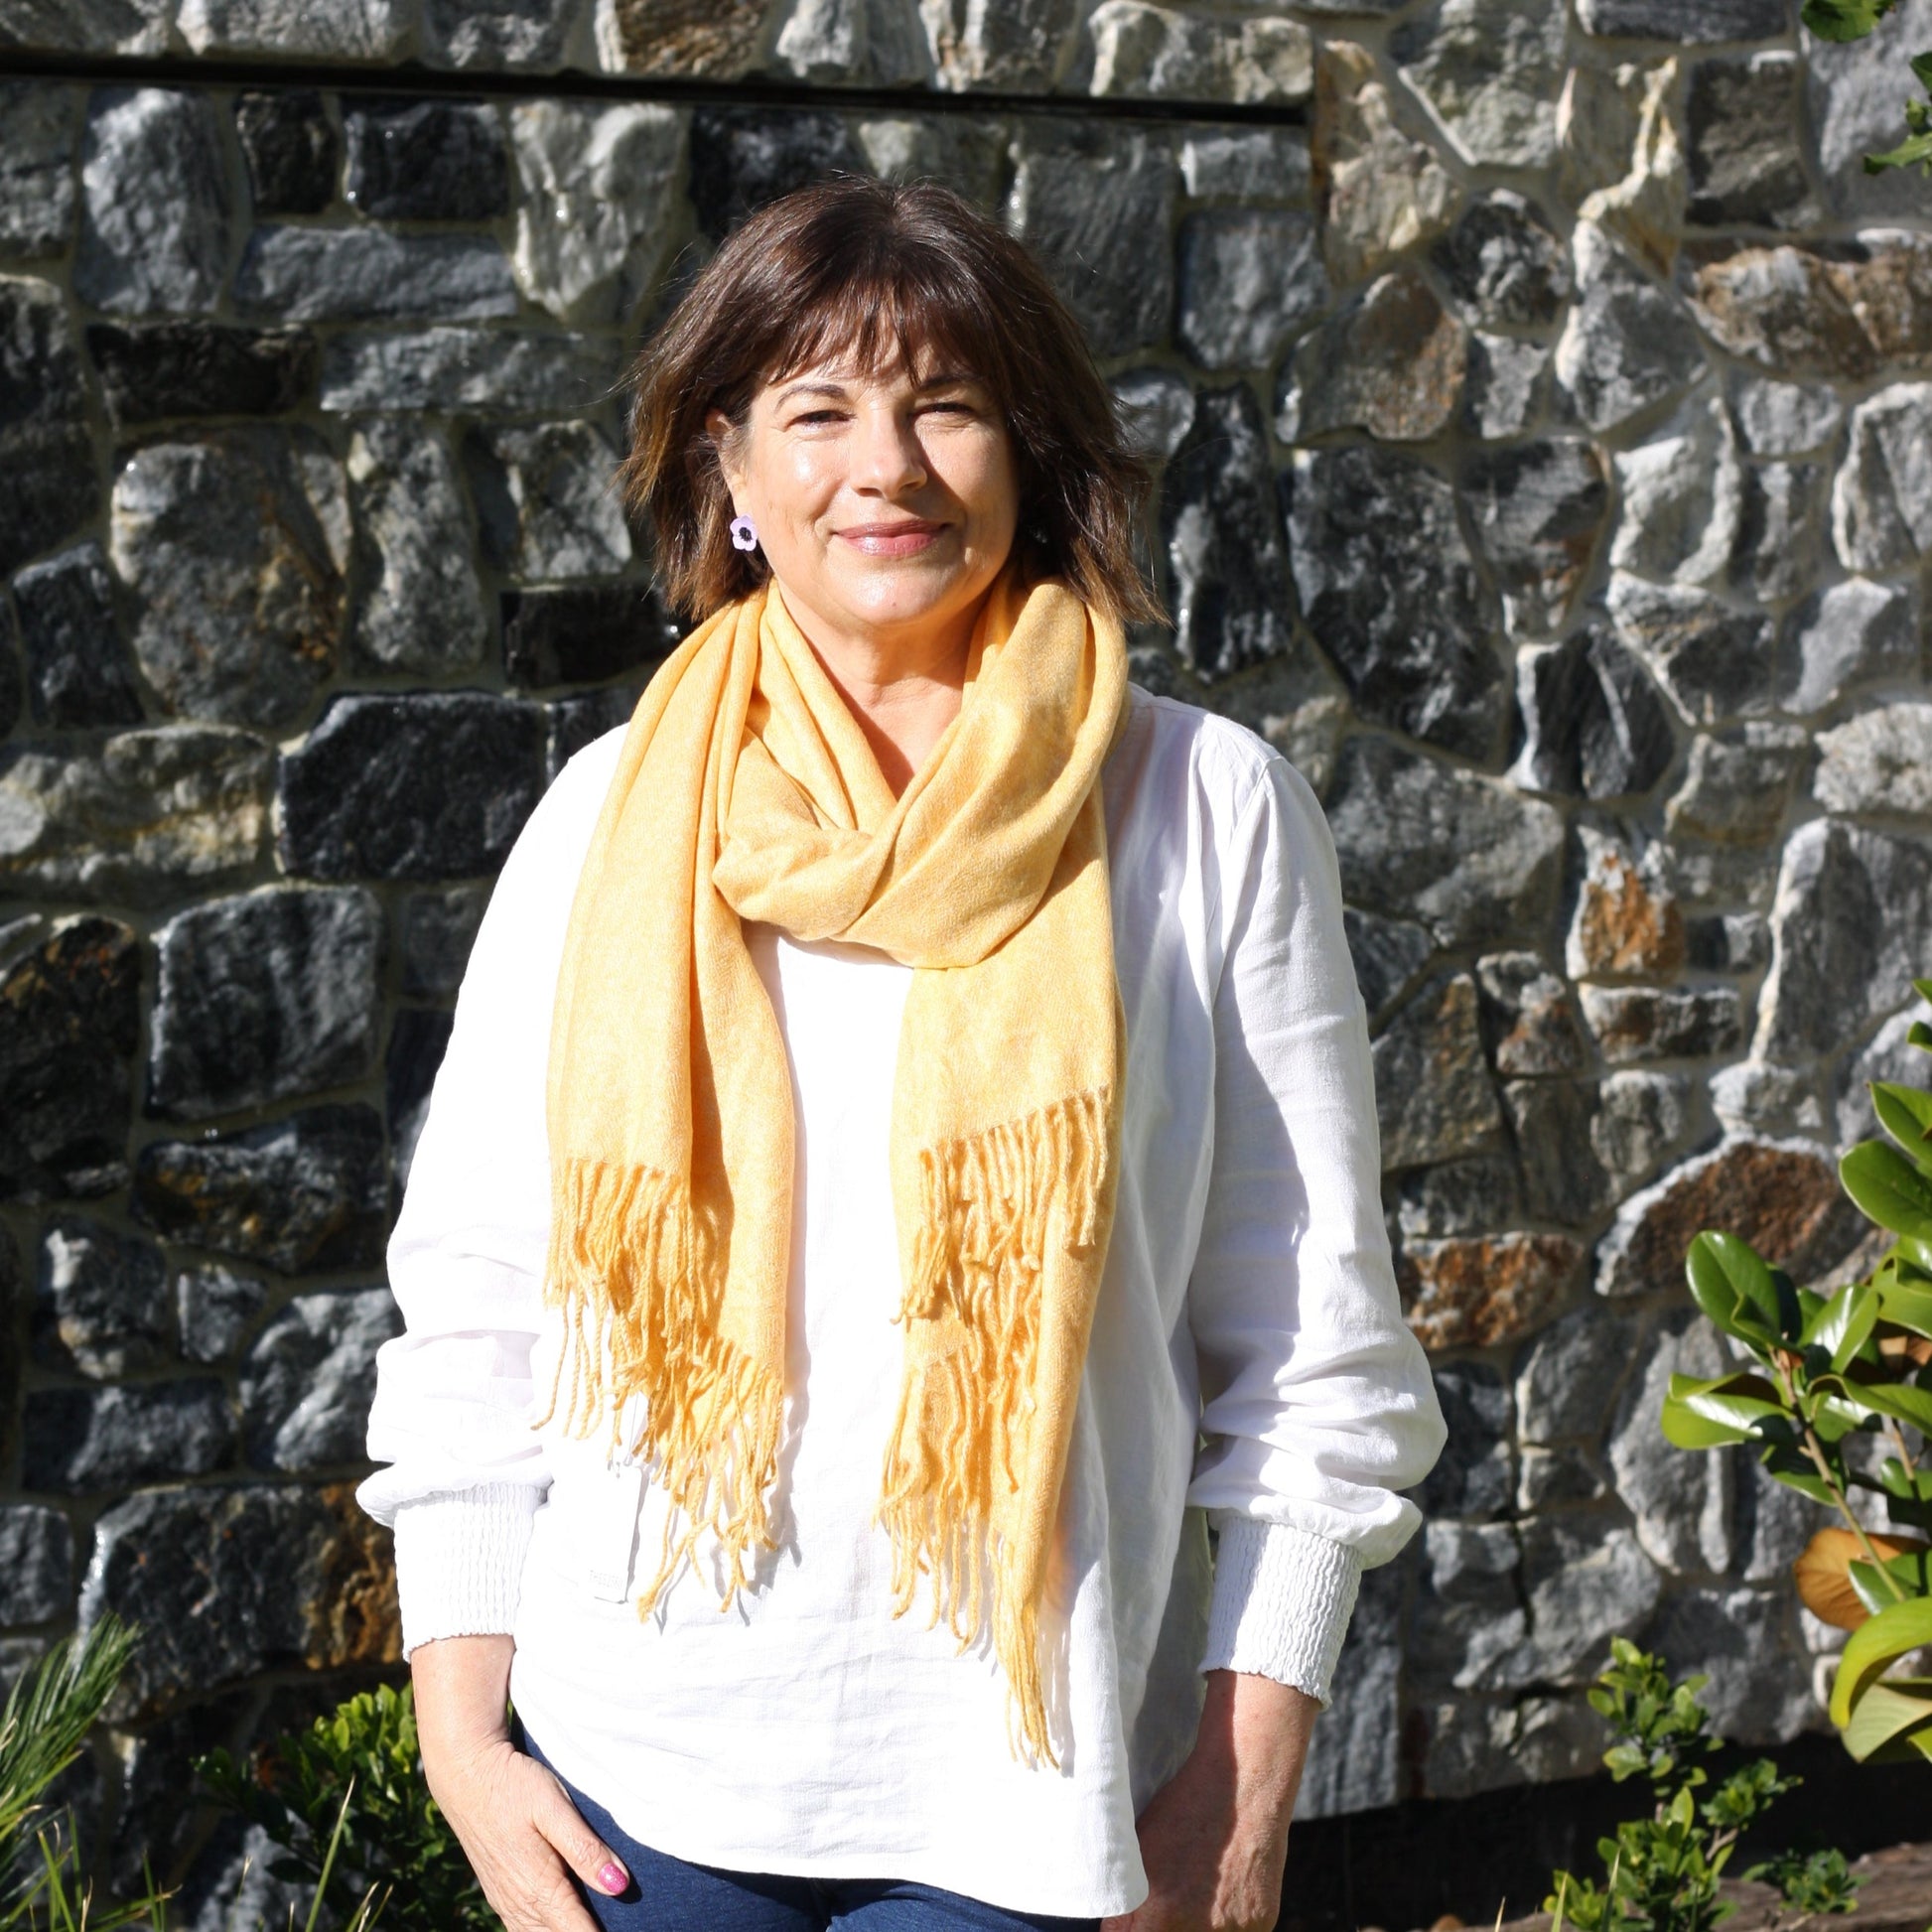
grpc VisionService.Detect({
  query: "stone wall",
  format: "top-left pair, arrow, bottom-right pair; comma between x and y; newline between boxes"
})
1,0 -> 1929,1909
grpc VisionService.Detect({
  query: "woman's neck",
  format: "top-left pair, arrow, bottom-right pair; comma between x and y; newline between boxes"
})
772,584 -> 978,797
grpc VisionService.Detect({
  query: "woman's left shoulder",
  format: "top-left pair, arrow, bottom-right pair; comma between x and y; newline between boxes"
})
1107,683 -> 1319,845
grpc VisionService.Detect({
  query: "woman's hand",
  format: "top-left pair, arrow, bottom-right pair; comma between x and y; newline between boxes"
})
412,1635 -> 631,1932
1103,1671 -> 1319,1932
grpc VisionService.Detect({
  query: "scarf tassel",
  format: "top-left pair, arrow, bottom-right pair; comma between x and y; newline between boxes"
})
539,1157 -> 785,1612
881,1086 -> 1113,1767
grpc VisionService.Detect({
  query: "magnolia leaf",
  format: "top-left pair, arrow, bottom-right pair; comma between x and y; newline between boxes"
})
1842,1141 -> 1932,1240
1663,1372 -> 1785,1450
1840,1676 -> 1932,1762
1915,978 -> 1932,1007
1830,1594 -> 1932,1727
1878,1272 -> 1932,1339
1912,1020 -> 1932,1052
1874,1082 -> 1932,1175
1804,0 -> 1898,35
1761,1443 -> 1842,1506
1914,50 -> 1932,89
1794,1528 -> 1930,1629
1807,1280 -> 1882,1369
1686,1230 -> 1783,1346
1857,1375 -> 1932,1435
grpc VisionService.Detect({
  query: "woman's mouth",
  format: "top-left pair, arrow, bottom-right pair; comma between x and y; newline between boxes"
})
836,519 -> 950,558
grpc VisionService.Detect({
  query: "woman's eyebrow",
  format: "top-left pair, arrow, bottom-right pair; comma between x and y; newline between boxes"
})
773,379 -> 852,407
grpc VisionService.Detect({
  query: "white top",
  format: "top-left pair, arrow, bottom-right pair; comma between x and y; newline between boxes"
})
358,686 -> 1445,1921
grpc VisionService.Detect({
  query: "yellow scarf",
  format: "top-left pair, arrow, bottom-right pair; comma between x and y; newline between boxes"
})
543,570 -> 1126,1761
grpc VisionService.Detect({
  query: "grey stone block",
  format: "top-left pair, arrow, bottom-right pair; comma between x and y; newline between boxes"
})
1110,367 -> 1194,462
1649,1586 -> 1816,1744
240,1286 -> 401,1470
86,322 -> 319,425
1665,722 -> 1807,846
149,886 -> 385,1121
75,89 -> 231,317
1177,127 -> 1309,204
0,83 -> 76,255
1279,270 -> 1464,445
345,98 -> 509,221
279,693 -> 547,883
1417,1361 -> 1513,1522
1556,223 -> 1708,433
13,544 -> 143,731
1778,577 -> 1919,717
0,727 -> 271,909
688,106 -> 866,242
25,1380 -> 232,1491
33,1214 -> 168,1377
425,0 -> 579,66
1391,0 -> 1566,170
1576,0 -> 1787,38
1605,575 -> 1776,726
1462,439 -> 1610,640
347,418 -> 488,677
1160,386 -> 1295,681
1008,123 -> 1175,358
177,0 -> 411,58
1392,1154 -> 1521,1242
319,328 -> 620,414
1327,735 -> 1566,950
1508,624 -> 1677,803
1174,208 -> 1325,371
1728,373 -> 1843,458
1834,383 -> 1932,578
1345,906 -> 1434,1026
0,1504 -> 72,1624
109,426 -> 347,731
234,89 -> 336,215
0,922 -> 140,1203
1373,973 -> 1503,1173
1431,192 -> 1570,329
467,421 -> 632,583
1286,446 -> 1504,759
235,227 -> 519,325
177,1262 -> 266,1365
134,1104 -> 389,1276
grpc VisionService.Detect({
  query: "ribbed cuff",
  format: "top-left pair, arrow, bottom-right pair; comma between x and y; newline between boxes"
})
391,1483 -> 543,1658
1201,1517 -> 1363,1706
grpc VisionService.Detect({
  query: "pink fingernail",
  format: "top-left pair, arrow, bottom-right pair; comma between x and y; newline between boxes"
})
599,1863 -> 628,1896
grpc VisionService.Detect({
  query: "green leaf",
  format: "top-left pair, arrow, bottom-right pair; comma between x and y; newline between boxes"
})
1914,978 -> 1932,1008
1912,50 -> 1932,89
1806,1280 -> 1882,1369
1877,1271 -> 1932,1338
1911,1020 -> 1932,1052
1831,1594 -> 1932,1727
1857,1375 -> 1932,1435
1686,1231 -> 1782,1347
1842,1141 -> 1932,1239
1761,1443 -> 1842,1506
1874,1082 -> 1932,1174
1867,128 -> 1932,174
1840,1676 -> 1932,1762
1663,1373 -> 1787,1449
1804,0 -> 1898,35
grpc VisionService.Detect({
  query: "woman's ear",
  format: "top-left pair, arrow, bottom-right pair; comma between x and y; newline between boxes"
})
705,407 -> 744,502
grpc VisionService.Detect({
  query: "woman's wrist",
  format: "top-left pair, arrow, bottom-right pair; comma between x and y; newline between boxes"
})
411,1632 -> 517,1789
1198,1668 -> 1318,1838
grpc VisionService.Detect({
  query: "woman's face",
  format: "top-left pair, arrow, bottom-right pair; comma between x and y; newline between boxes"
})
712,348 -> 1020,656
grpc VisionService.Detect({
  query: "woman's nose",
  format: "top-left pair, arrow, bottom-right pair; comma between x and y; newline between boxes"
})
849,406 -> 926,495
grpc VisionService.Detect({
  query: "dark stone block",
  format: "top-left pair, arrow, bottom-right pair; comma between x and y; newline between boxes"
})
1504,1078 -> 1612,1225
1417,1362 -> 1513,1521
0,918 -> 140,1203
1010,122 -> 1176,359
1391,1154 -> 1522,1241
400,885 -> 489,999
79,1481 -> 399,1719
86,322 -> 319,425
176,1262 -> 267,1365
0,1503 -> 73,1624
33,1215 -> 171,1378
109,1695 -> 251,1898
279,692 -> 546,882
134,1103 -> 389,1276
1460,439 -> 1610,640
0,273 -> 86,430
547,688 -> 637,781
0,424 -> 97,578
148,886 -> 385,1122
23,1380 -> 232,1492
236,91 -> 337,216
13,543 -> 144,729
1576,0 -> 1788,38
1688,54 -> 1818,229
1511,622 -> 1677,802
343,97 -> 509,222
1160,386 -> 1295,680
1284,446 -> 1506,760
502,582 -> 676,688
386,1006 -> 452,1188
688,107 -> 868,241
1431,193 -> 1571,330
1345,906 -> 1435,1027
240,1286 -> 401,1470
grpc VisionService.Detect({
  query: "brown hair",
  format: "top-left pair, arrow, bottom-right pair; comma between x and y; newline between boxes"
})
621,176 -> 1163,627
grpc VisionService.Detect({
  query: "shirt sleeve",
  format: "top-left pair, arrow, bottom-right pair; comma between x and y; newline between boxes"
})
356,733 -> 622,1655
1186,753 -> 1447,1701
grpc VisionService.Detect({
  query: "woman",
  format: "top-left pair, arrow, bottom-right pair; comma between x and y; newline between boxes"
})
359,178 -> 1444,1932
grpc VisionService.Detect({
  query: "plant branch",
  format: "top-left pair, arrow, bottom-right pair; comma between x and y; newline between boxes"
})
1772,1354 -> 1908,1601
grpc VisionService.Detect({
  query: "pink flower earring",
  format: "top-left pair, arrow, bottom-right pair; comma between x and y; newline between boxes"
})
730,514 -> 759,552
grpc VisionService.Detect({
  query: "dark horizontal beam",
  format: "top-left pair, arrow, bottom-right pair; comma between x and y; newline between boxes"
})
0,44 -> 1309,127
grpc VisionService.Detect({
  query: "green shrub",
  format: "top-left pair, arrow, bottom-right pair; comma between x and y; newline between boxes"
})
196,1684 -> 491,1932
1545,1641 -> 1859,1932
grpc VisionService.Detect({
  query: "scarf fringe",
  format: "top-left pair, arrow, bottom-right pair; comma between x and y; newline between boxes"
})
539,1157 -> 784,1612
880,1086 -> 1112,1767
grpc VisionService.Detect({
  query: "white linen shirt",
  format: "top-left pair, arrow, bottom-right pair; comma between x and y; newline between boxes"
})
358,685 -> 1445,1921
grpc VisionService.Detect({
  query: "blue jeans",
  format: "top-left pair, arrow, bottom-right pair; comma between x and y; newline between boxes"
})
521,1731 -> 1102,1932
